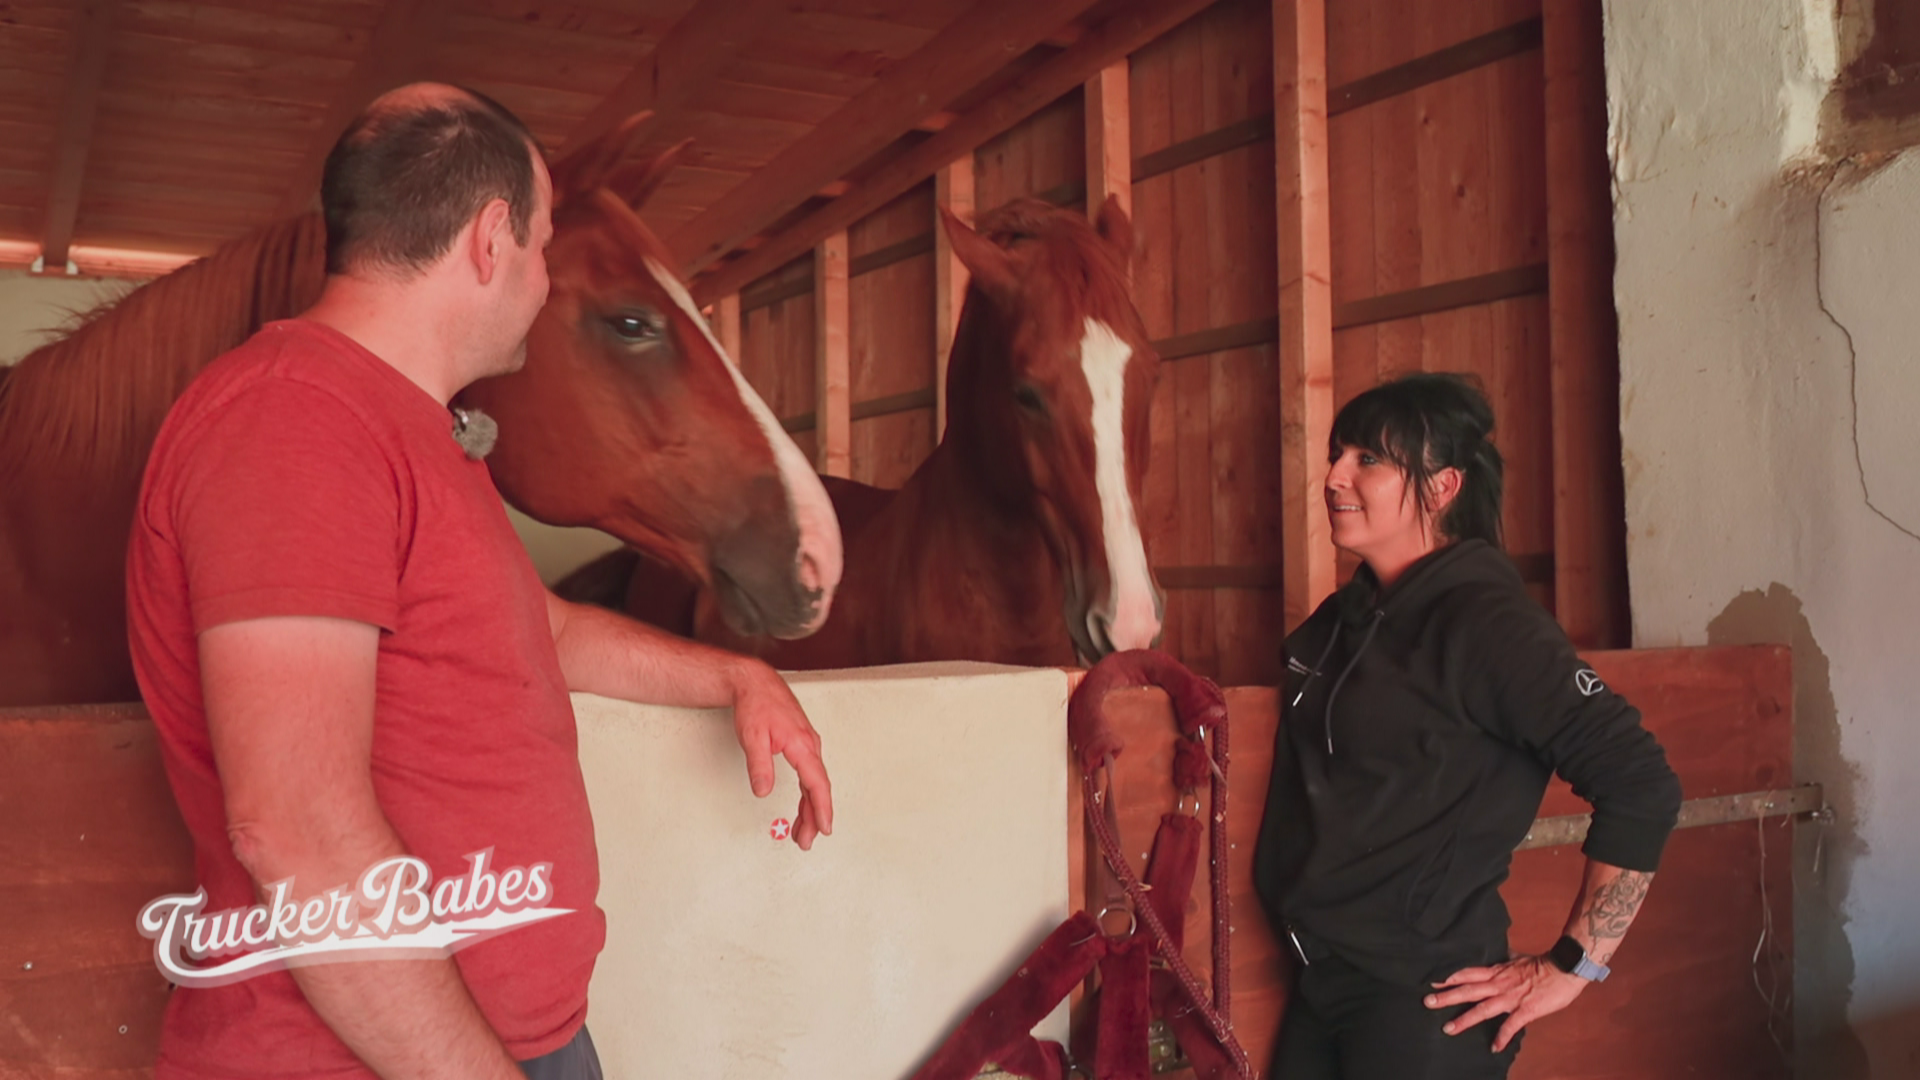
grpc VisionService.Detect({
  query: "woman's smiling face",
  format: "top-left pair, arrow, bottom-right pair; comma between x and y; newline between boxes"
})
1325,442 -> 1459,583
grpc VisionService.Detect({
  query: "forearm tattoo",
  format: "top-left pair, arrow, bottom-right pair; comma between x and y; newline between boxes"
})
1585,870 -> 1652,945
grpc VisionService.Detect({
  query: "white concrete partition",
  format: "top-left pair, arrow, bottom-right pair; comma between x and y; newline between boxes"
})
574,662 -> 1073,1078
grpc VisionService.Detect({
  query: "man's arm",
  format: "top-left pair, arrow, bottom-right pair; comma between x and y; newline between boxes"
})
1423,859 -> 1655,1052
201,616 -> 523,1080
544,592 -> 833,850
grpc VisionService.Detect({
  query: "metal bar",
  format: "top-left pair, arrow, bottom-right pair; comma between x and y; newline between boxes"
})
1518,784 -> 1824,851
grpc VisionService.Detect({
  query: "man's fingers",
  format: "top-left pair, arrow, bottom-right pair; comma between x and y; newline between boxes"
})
784,736 -> 833,836
740,721 -> 774,798
791,792 -> 819,851
1435,967 -> 1492,988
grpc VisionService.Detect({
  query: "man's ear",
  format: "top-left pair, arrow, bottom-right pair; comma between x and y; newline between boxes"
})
469,197 -> 515,286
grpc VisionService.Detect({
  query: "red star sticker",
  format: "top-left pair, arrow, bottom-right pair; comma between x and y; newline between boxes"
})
769,818 -> 792,841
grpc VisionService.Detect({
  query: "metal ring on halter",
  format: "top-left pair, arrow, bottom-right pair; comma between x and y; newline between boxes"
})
1096,905 -> 1138,939
1177,789 -> 1203,817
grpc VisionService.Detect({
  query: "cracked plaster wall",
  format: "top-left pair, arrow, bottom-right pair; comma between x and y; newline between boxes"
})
1606,1 -> 1919,1076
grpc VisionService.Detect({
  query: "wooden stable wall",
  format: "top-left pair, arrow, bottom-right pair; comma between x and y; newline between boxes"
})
1083,644 -> 1795,1079
0,647 -> 1795,1079
708,0 -> 1627,685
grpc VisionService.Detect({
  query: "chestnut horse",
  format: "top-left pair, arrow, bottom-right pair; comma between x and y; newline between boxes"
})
0,117 -> 839,708
582,196 -> 1164,668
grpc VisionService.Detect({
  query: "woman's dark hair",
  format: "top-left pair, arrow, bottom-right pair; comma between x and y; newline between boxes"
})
1330,372 -> 1505,549
321,88 -> 538,276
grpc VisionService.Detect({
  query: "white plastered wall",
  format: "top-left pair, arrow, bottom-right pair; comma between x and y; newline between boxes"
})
1605,1 -> 1920,1075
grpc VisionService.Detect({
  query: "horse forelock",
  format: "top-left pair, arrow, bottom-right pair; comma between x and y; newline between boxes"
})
0,214 -> 327,486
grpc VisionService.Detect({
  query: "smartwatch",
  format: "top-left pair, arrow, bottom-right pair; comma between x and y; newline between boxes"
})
1548,935 -> 1611,982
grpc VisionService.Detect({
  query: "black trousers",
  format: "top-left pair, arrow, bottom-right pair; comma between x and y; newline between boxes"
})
1271,951 -> 1522,1080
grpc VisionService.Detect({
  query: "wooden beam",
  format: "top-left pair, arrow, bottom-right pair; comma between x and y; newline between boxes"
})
934,157 -> 975,439
561,0 -> 785,156
1543,0 -> 1630,648
1133,113 -> 1272,183
39,0 -> 122,268
1332,263 -> 1548,329
691,0 -> 1218,303
1274,0 -> 1336,634
669,0 -> 1108,276
780,387 -> 939,435
1085,60 -> 1132,222
274,0 -> 457,219
711,293 -> 741,363
1155,315 -> 1280,363
814,231 -> 851,478
1328,17 -> 1543,116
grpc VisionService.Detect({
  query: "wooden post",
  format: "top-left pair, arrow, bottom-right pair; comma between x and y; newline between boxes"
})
711,293 -> 742,363
1542,0 -> 1629,648
1084,59 -> 1132,222
934,158 -> 975,440
1274,0 -> 1337,632
815,231 -> 852,478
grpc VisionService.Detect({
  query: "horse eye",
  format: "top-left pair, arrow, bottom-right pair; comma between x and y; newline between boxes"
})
1013,383 -> 1046,414
606,313 -> 661,344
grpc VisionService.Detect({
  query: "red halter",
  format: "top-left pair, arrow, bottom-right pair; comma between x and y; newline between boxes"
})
912,650 -> 1253,1080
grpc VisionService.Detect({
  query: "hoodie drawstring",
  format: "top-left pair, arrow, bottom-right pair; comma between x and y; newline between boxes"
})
1321,609 -> 1385,756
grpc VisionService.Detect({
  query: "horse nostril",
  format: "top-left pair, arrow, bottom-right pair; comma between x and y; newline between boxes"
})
1087,611 -> 1116,658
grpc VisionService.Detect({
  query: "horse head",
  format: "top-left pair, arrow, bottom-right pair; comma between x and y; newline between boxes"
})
460,117 -> 842,640
940,196 -> 1165,663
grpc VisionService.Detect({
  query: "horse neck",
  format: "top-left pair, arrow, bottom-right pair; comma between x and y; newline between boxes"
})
0,213 -> 328,493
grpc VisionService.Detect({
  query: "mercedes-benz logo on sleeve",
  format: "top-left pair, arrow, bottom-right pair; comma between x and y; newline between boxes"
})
1575,669 -> 1606,697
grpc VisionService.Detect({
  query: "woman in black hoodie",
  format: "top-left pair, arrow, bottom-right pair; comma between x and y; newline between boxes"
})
1252,374 -> 1681,1079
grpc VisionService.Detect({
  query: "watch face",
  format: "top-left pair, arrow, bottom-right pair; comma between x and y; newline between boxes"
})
1549,935 -> 1586,973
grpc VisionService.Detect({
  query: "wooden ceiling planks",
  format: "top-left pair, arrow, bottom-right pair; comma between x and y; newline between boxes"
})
39,0 -> 121,267
0,0 -> 1141,275
666,0 -> 1108,275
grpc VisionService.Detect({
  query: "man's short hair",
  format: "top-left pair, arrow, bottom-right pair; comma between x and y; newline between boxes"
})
320,89 -> 540,275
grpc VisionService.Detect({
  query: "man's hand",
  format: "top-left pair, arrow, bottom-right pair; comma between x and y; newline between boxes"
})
1424,954 -> 1587,1053
729,660 -> 833,850
547,592 -> 835,849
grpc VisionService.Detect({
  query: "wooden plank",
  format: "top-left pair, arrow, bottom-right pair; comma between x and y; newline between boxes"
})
1332,261 -> 1548,329
848,230 -> 933,277
1085,59 -> 1132,222
36,0 -> 121,268
560,0 -> 785,156
691,0 -> 1219,303
1542,0 -> 1627,649
1329,16 -> 1543,116
1133,113 -> 1274,184
1274,0 -> 1336,634
934,156 -> 974,439
778,387 -> 938,435
742,265 -> 815,314
669,0 -> 1106,275
814,230 -> 851,478
1155,315 -> 1280,362
272,0 -> 458,219
712,292 -> 741,363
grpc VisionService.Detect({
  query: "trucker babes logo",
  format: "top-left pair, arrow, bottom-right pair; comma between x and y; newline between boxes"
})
137,849 -> 570,987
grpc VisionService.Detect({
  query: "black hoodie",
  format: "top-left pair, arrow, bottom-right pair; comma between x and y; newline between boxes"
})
1252,540 -> 1682,987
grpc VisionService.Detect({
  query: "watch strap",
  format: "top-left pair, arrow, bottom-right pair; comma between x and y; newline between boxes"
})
1548,935 -> 1611,982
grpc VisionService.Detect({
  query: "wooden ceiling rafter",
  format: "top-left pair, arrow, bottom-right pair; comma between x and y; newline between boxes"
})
38,0 -> 123,271
272,0 -> 460,219
666,0 -> 1110,277
560,0 -> 789,158
689,0 -> 1219,304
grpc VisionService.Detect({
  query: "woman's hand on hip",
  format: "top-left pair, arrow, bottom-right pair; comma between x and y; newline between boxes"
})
1424,954 -> 1588,1053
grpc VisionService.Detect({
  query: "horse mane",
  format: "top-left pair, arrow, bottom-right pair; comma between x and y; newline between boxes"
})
973,197 -> 1138,332
0,213 -> 328,483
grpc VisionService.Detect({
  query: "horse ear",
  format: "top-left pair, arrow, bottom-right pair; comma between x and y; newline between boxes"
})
606,138 -> 692,212
940,207 -> 1017,300
1094,195 -> 1134,259
549,111 -> 654,205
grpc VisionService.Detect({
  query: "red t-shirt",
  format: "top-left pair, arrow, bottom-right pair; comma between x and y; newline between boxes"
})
127,319 -> 604,1078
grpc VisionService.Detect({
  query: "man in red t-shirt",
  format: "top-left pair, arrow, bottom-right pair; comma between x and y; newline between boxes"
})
126,84 -> 833,1080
